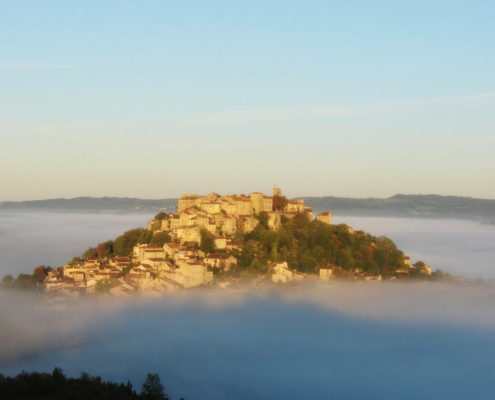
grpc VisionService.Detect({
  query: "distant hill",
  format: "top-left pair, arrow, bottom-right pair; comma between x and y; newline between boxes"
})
0,197 -> 177,213
2,194 -> 495,220
303,194 -> 495,220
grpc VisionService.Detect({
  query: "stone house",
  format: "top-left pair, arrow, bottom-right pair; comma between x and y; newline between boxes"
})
204,254 -> 237,271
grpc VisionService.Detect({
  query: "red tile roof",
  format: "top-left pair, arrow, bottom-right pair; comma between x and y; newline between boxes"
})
205,253 -> 234,260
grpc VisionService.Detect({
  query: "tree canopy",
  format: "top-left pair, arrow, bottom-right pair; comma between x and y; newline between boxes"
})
236,214 -> 407,276
150,232 -> 172,247
140,373 -> 169,400
114,229 -> 152,256
199,229 -> 215,253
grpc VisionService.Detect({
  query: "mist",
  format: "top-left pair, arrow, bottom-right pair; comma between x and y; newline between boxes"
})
1,211 -> 495,280
0,210 -> 153,277
1,210 -> 495,398
2,283 -> 495,399
332,215 -> 495,279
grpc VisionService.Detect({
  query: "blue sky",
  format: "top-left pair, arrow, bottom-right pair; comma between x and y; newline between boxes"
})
1,1 -> 494,200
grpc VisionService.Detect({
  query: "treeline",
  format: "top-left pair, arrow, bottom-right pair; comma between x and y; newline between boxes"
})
1,265 -> 51,291
0,368 -> 180,400
77,228 -> 172,261
234,213 -> 411,276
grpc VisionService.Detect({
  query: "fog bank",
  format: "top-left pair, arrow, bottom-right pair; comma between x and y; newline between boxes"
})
2,283 -> 495,399
1,211 -> 494,279
333,215 -> 495,279
0,211 -> 153,276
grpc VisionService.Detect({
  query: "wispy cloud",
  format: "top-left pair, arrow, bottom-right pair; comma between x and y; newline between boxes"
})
0,61 -> 79,69
190,106 -> 359,124
182,91 -> 495,125
422,92 -> 495,103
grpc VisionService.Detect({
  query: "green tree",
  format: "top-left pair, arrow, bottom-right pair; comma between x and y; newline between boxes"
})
82,247 -> 97,260
200,228 -> 215,253
13,273 -> 37,290
297,252 -> 318,273
95,280 -> 113,293
150,231 -> 172,246
140,373 -> 168,400
154,212 -> 167,221
114,228 -> 150,256
238,242 -> 255,268
67,257 -> 82,266
138,230 -> 153,244
1,274 -> 14,287
256,211 -> 270,229
122,265 -> 133,275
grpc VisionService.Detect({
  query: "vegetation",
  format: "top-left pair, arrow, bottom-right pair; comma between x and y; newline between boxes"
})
0,368 -> 176,400
232,214 -> 409,276
0,265 -> 51,291
140,373 -> 168,400
272,195 -> 288,210
95,280 -> 114,293
150,231 -> 172,247
82,247 -> 98,260
154,212 -> 168,221
114,229 -> 152,256
0,207 -> 464,292
199,228 -> 215,253
96,241 -> 114,258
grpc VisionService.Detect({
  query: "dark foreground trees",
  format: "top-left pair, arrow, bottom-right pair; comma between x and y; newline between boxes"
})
141,373 -> 168,400
0,368 -> 177,400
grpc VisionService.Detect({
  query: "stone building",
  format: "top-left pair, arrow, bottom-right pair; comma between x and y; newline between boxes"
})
204,254 -> 237,271
149,187 -> 330,247
316,211 -> 332,225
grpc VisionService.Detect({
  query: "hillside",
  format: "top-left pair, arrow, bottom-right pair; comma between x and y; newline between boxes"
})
1,210 -> 441,296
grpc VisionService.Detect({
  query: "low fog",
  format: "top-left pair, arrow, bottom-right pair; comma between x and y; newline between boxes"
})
2,283 -> 495,400
0,211 -> 153,277
1,210 -> 495,399
332,215 -> 495,279
1,211 -> 494,280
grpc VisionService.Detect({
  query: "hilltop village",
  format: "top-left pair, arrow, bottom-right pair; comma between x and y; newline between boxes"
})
25,188 -> 432,297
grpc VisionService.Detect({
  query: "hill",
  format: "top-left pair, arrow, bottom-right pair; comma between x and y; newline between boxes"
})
0,197 -> 177,213
303,194 -> 495,220
2,194 -> 495,220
